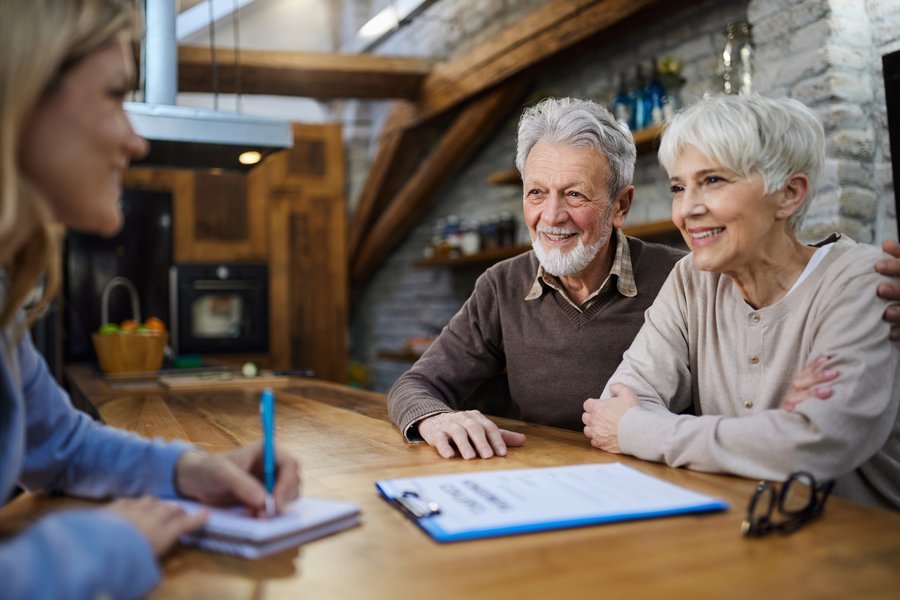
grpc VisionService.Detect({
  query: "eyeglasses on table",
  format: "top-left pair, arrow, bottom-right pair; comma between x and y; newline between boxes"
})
741,471 -> 835,537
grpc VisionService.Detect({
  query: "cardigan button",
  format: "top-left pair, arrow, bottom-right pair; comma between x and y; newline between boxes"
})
744,400 -> 754,409
749,356 -> 760,365
751,312 -> 761,323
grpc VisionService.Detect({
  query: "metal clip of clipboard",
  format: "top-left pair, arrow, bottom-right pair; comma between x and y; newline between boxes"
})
395,491 -> 441,519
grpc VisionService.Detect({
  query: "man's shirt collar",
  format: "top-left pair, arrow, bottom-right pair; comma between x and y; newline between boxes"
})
525,228 -> 638,306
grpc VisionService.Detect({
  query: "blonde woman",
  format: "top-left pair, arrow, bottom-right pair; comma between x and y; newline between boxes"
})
0,1 -> 299,596
583,94 -> 900,510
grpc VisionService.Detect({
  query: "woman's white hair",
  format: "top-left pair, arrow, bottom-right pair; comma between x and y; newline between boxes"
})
658,94 -> 825,231
516,97 -> 636,199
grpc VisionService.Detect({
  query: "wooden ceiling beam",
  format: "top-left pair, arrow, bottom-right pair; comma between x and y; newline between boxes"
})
351,79 -> 530,286
381,0 -> 660,134
347,101 -> 419,261
177,46 -> 433,99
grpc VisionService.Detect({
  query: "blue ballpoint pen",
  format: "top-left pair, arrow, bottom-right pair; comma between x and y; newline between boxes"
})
260,387 -> 276,517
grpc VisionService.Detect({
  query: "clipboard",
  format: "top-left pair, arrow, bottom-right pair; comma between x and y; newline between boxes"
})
376,463 -> 728,543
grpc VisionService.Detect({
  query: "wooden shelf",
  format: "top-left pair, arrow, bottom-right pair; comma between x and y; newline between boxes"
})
413,219 -> 678,268
413,243 -> 531,268
632,122 -> 665,154
486,123 -> 665,186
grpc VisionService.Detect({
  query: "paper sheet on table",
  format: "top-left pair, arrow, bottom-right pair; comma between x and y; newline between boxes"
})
174,497 -> 360,558
376,463 -> 728,542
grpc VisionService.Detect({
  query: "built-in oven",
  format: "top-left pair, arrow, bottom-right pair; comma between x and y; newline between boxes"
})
169,263 -> 268,355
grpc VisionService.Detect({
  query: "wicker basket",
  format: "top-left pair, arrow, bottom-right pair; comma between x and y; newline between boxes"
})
92,331 -> 168,374
91,276 -> 167,374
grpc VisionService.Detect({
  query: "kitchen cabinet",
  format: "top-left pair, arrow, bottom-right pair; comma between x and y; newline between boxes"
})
121,123 -> 348,383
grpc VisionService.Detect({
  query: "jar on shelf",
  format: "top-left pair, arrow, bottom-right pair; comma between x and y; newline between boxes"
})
460,219 -> 481,255
497,212 -> 517,247
444,215 -> 462,257
479,216 -> 500,250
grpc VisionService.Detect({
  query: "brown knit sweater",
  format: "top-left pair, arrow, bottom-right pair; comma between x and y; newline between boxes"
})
387,236 -> 684,440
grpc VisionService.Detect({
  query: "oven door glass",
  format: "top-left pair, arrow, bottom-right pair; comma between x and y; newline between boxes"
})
190,291 -> 247,338
172,263 -> 268,354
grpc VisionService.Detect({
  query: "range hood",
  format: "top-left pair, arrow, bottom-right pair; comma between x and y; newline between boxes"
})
127,0 -> 292,171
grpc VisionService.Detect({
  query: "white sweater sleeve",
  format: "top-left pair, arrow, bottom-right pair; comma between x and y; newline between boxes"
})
616,249 -> 900,484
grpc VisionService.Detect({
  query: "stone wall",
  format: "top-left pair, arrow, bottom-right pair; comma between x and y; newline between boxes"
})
344,0 -> 899,392
748,0 -> 899,243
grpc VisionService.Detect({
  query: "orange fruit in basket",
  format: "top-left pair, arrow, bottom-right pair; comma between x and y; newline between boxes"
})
143,316 -> 166,333
120,319 -> 138,332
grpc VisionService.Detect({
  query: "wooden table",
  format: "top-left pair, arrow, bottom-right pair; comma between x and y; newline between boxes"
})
21,367 -> 900,597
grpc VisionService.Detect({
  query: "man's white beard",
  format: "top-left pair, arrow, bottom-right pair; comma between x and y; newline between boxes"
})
532,228 -> 605,276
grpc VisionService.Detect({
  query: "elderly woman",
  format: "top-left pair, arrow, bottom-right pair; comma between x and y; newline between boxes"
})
582,94 -> 899,511
0,1 -> 299,597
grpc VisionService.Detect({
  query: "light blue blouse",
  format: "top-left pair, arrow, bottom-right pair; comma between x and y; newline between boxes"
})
0,306 -> 190,599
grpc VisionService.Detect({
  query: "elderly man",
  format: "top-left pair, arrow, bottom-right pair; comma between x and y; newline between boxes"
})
387,97 -> 900,460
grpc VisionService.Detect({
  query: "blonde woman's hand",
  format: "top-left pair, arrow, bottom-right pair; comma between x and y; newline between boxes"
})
106,496 -> 208,557
175,444 -> 301,517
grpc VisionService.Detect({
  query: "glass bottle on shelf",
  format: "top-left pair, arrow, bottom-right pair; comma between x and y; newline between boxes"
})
720,22 -> 753,94
612,71 -> 632,128
629,64 -> 647,131
657,56 -> 685,119
644,58 -> 667,126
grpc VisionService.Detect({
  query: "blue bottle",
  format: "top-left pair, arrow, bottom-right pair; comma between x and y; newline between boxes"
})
629,65 -> 647,131
644,58 -> 667,125
612,71 -> 632,128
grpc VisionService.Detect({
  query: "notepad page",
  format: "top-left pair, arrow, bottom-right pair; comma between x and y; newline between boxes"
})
172,497 -> 361,543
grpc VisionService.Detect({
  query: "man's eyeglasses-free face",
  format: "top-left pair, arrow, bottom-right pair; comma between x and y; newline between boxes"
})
741,471 -> 835,537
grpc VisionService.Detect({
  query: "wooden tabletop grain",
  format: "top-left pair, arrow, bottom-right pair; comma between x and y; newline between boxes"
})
21,367 -> 900,598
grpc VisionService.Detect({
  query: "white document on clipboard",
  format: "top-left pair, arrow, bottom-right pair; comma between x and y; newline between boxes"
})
376,463 -> 728,543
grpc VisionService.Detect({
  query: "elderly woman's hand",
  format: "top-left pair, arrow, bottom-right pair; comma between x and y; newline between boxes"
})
780,355 -> 839,412
876,239 -> 900,341
582,383 -> 640,453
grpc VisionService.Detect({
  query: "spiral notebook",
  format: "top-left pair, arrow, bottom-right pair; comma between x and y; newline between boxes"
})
174,497 -> 361,558
376,463 -> 728,543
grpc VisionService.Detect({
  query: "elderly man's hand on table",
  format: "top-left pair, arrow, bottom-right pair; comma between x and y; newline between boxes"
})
175,443 -> 301,518
877,239 -> 900,341
417,411 -> 526,459
582,383 -> 639,453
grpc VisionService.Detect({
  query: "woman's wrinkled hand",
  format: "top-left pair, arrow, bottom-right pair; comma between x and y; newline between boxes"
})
582,383 -> 639,453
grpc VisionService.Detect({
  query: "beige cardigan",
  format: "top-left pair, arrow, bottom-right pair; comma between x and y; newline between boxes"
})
611,235 -> 900,510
